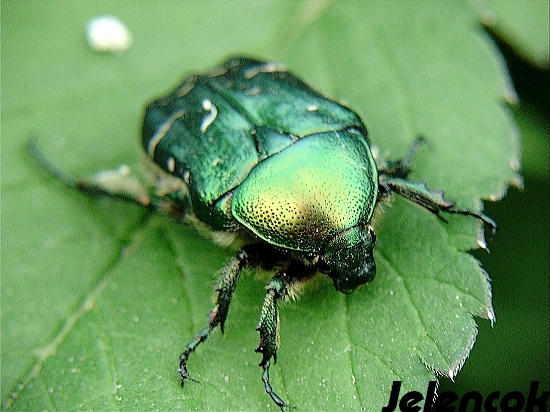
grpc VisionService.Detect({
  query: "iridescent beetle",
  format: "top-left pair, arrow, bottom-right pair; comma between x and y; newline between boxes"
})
29,56 -> 496,409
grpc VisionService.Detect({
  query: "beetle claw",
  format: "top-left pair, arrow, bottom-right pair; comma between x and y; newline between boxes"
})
178,367 -> 199,386
261,361 -> 293,411
178,355 -> 200,385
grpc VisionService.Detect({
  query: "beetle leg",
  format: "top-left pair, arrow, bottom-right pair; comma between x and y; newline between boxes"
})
178,249 -> 247,384
255,271 -> 299,410
179,244 -> 290,388
378,136 -> 425,179
28,138 -> 150,203
214,250 -> 247,333
381,176 -> 497,237
261,361 -> 291,411
256,280 -> 282,367
28,138 -> 190,220
377,137 -> 497,238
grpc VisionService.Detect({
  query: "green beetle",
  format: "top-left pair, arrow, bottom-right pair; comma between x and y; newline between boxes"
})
29,56 -> 496,410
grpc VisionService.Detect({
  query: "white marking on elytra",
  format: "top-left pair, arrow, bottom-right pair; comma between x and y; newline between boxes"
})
200,99 -> 218,133
177,79 -> 195,97
207,65 -> 229,77
167,157 -> 176,173
147,109 -> 185,156
245,87 -> 261,96
244,62 -> 286,79
212,157 -> 221,167
306,105 -> 318,112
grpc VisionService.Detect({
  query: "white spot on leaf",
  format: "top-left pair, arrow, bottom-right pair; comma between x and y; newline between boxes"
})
86,15 -> 133,52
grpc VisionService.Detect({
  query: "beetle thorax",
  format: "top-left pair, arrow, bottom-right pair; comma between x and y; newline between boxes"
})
231,131 -> 378,252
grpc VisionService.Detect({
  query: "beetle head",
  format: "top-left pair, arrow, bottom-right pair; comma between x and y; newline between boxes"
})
320,225 -> 376,294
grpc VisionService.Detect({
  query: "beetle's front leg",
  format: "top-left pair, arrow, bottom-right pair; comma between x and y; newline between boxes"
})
255,272 -> 297,410
179,249 -> 247,384
179,244 -> 290,389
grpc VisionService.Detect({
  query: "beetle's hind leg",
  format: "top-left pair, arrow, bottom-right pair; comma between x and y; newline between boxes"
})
28,138 -> 150,204
27,137 -> 189,220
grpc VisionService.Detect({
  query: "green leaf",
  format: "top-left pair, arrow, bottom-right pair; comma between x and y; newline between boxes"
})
472,0 -> 550,68
2,1 -> 520,411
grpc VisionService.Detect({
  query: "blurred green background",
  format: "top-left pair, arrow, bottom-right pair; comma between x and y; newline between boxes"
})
439,9 -> 550,397
2,0 -> 548,410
